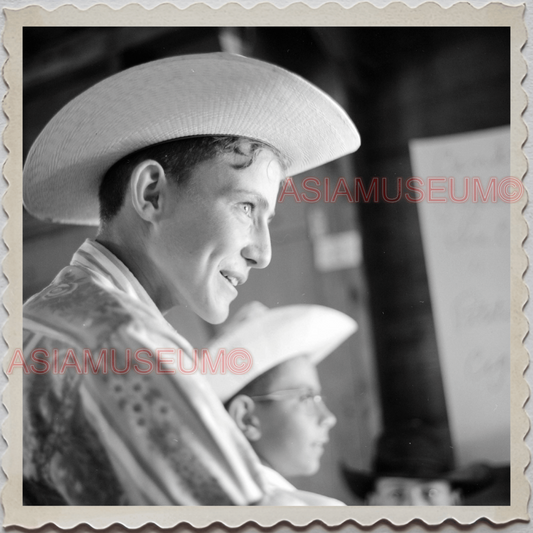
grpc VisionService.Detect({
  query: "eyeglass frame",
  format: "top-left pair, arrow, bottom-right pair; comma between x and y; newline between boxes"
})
249,388 -> 327,415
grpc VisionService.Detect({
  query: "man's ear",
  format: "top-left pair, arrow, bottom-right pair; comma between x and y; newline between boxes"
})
130,159 -> 168,221
227,395 -> 262,442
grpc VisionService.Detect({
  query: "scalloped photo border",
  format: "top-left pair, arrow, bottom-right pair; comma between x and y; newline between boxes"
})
1,2 -> 529,529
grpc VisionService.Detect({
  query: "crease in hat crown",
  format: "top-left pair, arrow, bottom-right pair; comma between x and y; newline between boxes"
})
24,52 -> 360,226
203,302 -> 358,403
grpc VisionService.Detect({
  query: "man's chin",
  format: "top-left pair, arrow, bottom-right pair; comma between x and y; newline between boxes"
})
199,304 -> 230,325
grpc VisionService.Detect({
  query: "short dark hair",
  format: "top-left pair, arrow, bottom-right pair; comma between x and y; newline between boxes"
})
98,136 -> 287,224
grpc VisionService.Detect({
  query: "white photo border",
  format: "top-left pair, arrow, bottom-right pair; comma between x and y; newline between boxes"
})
1,1 -> 529,529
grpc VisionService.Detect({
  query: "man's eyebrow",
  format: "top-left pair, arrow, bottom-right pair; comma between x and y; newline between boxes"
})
227,188 -> 277,218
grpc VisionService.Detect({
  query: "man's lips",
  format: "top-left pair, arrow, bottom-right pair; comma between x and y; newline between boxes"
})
220,270 -> 246,288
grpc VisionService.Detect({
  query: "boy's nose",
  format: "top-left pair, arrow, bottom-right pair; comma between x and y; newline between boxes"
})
318,401 -> 337,429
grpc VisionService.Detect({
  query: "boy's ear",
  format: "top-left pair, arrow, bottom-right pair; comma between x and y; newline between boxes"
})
129,159 -> 168,221
227,395 -> 262,441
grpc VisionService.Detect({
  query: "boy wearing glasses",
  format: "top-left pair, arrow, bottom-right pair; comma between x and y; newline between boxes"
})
204,302 -> 357,505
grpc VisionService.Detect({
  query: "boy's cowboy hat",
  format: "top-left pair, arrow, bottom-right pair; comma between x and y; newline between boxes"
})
203,301 -> 358,403
24,52 -> 360,226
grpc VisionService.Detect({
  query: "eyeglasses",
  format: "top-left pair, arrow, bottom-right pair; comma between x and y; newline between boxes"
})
250,388 -> 326,415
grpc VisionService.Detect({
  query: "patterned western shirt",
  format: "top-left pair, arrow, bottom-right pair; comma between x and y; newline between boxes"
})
23,240 -> 264,505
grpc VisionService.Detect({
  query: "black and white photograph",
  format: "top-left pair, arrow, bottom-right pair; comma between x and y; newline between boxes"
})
1,2 -> 528,530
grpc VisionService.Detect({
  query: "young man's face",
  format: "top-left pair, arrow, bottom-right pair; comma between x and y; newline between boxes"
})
149,148 -> 283,323
251,356 -> 337,478
368,477 -> 461,505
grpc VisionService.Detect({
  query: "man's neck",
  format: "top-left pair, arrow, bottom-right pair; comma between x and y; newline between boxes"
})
95,233 -> 176,314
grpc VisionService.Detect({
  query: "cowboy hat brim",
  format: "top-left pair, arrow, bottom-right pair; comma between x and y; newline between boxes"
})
341,462 -> 495,500
23,52 -> 360,226
204,303 -> 357,403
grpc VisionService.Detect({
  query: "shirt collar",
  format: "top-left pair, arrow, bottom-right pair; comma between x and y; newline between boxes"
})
71,239 -> 163,317
71,239 -> 195,354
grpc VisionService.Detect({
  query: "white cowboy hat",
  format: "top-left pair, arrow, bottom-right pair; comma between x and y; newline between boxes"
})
24,52 -> 360,225
203,302 -> 358,403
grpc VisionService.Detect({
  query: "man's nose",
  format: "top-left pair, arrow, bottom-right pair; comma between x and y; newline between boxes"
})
242,223 -> 272,269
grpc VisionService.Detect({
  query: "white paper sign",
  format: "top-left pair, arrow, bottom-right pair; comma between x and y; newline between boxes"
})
409,126 -> 511,467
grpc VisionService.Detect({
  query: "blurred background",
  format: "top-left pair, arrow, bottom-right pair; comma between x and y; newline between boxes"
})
23,27 -> 511,504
